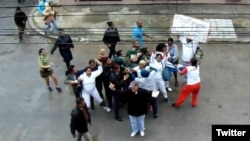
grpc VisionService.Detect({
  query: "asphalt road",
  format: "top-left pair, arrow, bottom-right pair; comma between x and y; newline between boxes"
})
0,1 -> 249,141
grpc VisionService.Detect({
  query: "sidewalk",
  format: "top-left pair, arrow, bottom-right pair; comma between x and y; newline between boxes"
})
61,0 -> 250,5
28,2 -> 250,43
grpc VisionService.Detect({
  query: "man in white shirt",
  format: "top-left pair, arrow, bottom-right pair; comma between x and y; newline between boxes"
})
178,36 -> 199,81
178,36 -> 199,67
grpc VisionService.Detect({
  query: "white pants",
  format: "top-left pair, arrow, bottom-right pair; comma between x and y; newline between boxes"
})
81,88 -> 103,108
155,78 -> 168,98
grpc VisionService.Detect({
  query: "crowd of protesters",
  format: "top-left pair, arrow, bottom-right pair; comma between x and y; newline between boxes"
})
15,2 -> 202,139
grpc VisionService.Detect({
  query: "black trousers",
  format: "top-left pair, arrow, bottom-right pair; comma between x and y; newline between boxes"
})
113,91 -> 122,118
149,97 -> 158,116
103,80 -> 113,108
108,44 -> 116,58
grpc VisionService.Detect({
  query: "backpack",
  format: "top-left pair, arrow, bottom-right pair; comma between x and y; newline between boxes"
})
193,46 -> 204,64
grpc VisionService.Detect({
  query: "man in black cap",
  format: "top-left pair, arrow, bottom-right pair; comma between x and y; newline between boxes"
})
51,28 -> 74,70
14,7 -> 27,42
103,21 -> 120,58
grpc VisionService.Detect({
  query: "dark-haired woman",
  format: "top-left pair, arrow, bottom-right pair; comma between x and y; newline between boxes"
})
38,48 -> 62,92
166,37 -> 179,87
149,53 -> 170,103
172,58 -> 201,108
64,65 -> 84,98
78,61 -> 111,112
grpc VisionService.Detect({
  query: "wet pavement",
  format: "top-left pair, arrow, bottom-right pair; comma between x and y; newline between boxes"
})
0,0 -> 250,141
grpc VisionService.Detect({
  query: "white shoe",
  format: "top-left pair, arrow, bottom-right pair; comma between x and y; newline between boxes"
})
130,132 -> 137,137
103,106 -> 111,112
140,131 -> 145,136
167,87 -> 173,92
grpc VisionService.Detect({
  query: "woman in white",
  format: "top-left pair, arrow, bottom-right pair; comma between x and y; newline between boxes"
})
172,58 -> 201,108
149,52 -> 170,103
154,43 -> 173,91
78,61 -> 111,112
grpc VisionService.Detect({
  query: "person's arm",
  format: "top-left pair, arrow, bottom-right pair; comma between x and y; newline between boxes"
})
169,45 -> 179,61
178,36 -> 187,44
109,73 -> 129,88
68,35 -> 74,48
178,67 -> 188,75
149,52 -> 156,63
132,27 -> 137,39
92,62 -> 103,78
38,57 -> 51,69
64,74 -> 77,85
109,83 -> 130,94
70,115 -> 77,138
51,39 -> 59,54
14,13 -> 18,25
116,28 -> 121,42
23,12 -> 28,22
143,33 -> 152,39
102,30 -> 110,46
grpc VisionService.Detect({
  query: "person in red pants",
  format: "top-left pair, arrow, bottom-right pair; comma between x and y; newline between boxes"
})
172,58 -> 201,108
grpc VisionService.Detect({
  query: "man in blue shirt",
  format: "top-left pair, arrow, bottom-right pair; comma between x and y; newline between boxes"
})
132,21 -> 152,47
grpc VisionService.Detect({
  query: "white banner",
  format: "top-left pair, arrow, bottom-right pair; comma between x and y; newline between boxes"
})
171,14 -> 210,43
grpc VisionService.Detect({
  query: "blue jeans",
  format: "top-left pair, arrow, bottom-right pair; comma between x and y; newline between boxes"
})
129,114 -> 145,133
45,19 -> 59,34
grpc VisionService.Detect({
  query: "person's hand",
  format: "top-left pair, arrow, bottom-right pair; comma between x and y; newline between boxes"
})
69,80 -> 77,85
123,74 -> 129,80
72,134 -> 76,138
95,59 -> 102,66
109,83 -> 115,91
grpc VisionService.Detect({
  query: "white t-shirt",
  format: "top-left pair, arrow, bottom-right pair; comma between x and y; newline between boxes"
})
186,66 -> 200,85
179,36 -> 199,62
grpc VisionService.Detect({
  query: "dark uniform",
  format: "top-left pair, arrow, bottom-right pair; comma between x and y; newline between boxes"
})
103,21 -> 120,58
51,30 -> 74,70
14,7 -> 27,42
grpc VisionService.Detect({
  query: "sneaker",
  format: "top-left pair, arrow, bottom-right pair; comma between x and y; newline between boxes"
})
172,103 -> 180,108
56,87 -> 62,92
115,116 -> 123,122
153,113 -> 159,119
167,87 -> 173,92
164,98 -> 170,103
103,106 -> 111,112
48,87 -> 53,92
140,131 -> 145,136
130,132 -> 137,137
175,81 -> 179,87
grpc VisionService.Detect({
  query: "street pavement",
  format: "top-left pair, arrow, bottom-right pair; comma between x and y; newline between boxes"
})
0,0 -> 250,141
29,1 -> 250,43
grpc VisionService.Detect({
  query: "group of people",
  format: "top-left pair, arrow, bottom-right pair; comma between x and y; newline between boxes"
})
36,18 -> 202,140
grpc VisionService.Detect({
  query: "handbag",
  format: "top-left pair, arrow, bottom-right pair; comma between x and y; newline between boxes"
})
193,46 -> 204,64
161,62 -> 172,81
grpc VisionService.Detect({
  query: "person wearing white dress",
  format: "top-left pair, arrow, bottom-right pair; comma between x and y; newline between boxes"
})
78,61 -> 111,112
